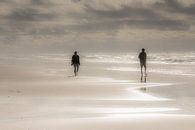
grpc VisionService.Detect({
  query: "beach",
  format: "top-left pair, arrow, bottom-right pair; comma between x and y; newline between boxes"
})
0,52 -> 195,130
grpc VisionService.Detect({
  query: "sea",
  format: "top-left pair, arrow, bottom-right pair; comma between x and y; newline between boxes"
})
1,52 -> 195,77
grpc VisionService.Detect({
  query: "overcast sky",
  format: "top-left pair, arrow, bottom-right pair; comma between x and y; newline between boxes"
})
0,0 -> 195,53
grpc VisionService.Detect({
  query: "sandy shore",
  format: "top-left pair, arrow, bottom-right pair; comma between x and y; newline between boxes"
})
0,53 -> 195,130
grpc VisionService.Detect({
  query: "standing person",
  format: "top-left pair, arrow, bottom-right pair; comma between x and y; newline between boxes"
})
138,48 -> 147,82
71,51 -> 80,76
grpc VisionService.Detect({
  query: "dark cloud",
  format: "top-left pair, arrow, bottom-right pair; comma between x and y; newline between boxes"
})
71,0 -> 81,3
31,0 -> 54,6
31,0 -> 45,5
124,19 -> 189,31
67,19 -> 189,33
0,4 -> 58,36
83,4 -> 161,20
71,3 -> 191,31
2,0 -> 194,35
7,8 -> 56,21
154,0 -> 195,15
0,0 -> 14,3
29,25 -> 70,35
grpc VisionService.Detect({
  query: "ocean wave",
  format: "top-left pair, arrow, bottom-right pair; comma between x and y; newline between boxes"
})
83,53 -> 195,65
1,52 -> 195,65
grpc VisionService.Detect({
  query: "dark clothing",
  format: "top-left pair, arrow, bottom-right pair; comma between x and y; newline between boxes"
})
72,55 -> 80,65
138,50 -> 147,82
139,52 -> 147,67
74,64 -> 79,74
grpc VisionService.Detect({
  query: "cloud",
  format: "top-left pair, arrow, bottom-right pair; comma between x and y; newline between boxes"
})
7,7 -> 56,22
69,3 -> 191,32
71,0 -> 82,3
0,0 -> 195,52
154,0 -> 195,15
31,0 -> 46,5
1,0 -> 194,35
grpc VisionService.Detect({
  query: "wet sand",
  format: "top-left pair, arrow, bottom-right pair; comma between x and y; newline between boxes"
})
0,53 -> 195,130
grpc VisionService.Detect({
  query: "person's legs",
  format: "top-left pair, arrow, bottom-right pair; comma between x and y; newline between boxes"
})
140,64 -> 143,82
143,64 -> 147,83
76,64 -> 79,72
74,64 -> 77,76
144,64 -> 147,76
73,64 -> 79,76
75,64 -> 79,76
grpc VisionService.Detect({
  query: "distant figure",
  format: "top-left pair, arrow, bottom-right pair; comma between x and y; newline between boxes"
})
138,48 -> 147,82
71,51 -> 80,76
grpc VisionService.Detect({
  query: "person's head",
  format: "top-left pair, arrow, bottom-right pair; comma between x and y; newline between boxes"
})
74,51 -> 77,55
142,48 -> 145,52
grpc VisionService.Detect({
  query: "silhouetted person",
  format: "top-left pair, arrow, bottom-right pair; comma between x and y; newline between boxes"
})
71,51 -> 80,76
138,48 -> 147,82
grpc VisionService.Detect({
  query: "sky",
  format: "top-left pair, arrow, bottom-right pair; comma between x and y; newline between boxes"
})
0,0 -> 195,53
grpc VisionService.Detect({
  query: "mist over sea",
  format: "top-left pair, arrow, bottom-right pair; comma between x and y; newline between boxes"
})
1,52 -> 195,78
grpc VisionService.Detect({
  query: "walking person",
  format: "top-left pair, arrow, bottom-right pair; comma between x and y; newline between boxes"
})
138,48 -> 147,82
71,51 -> 80,76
